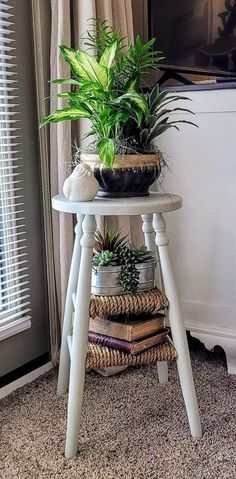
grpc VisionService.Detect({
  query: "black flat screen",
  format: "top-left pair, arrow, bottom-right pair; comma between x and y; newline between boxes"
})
149,0 -> 236,75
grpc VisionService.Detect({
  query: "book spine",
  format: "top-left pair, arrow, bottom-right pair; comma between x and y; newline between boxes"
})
88,332 -> 133,353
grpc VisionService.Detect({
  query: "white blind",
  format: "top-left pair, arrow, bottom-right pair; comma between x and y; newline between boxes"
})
0,0 -> 31,331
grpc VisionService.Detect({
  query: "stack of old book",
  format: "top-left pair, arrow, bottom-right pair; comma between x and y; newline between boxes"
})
88,313 -> 169,355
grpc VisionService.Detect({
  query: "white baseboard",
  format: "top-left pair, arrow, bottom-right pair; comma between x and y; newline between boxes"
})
175,298 -> 236,375
166,310 -> 236,375
184,319 -> 236,341
0,361 -> 53,399
189,329 -> 236,375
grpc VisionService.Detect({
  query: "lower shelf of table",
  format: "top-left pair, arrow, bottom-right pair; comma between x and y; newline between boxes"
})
72,287 -> 168,319
67,335 -> 176,372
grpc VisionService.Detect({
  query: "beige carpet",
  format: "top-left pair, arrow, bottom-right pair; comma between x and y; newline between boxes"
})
1,343 -> 236,479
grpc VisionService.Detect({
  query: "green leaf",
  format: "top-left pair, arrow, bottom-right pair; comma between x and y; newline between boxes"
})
156,96 -> 191,111
149,87 -> 192,115
51,78 -> 81,85
154,107 -> 194,122
142,37 -> 156,49
149,90 -> 170,114
117,111 -> 130,123
147,115 -> 156,128
133,107 -> 144,125
79,82 -> 108,100
98,138 -> 115,168
112,91 -> 148,115
76,50 -> 108,86
100,40 -> 118,68
149,83 -> 159,105
57,92 -> 94,112
148,123 -> 179,143
110,111 -> 129,127
168,120 -> 198,128
79,81 -> 105,93
99,108 -> 130,128
140,128 -> 149,146
39,107 -> 91,127
124,36 -> 163,87
59,45 -> 83,79
81,129 -> 96,140
126,77 -> 139,92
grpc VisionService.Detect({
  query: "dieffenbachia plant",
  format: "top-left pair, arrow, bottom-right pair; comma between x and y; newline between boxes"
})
40,20 -> 196,167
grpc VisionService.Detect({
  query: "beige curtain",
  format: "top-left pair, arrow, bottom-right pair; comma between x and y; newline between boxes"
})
32,0 -> 60,364
32,0 -> 144,363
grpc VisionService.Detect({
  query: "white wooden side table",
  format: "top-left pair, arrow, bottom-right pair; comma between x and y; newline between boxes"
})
52,192 -> 202,458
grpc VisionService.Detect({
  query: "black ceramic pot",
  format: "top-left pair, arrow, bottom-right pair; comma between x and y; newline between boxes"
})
81,154 -> 161,199
94,165 -> 160,198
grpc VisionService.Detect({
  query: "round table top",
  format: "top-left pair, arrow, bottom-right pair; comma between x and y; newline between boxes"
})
52,193 -> 182,216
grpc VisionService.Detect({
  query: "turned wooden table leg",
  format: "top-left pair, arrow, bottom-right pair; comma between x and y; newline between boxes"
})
65,214 -> 96,458
141,213 -> 168,384
57,214 -> 84,396
141,213 -> 163,288
154,213 -> 202,438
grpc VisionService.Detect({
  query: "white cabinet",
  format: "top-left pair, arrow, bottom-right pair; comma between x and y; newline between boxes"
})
157,88 -> 236,374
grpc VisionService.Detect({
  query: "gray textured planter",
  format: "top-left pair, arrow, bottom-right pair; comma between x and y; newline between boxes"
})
91,260 -> 155,296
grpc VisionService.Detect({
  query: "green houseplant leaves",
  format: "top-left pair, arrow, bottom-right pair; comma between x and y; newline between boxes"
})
40,19 -> 196,168
40,106 -> 91,127
98,138 -> 115,168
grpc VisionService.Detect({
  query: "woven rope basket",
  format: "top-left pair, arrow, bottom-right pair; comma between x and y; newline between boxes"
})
89,287 -> 168,318
85,339 -> 176,371
85,287 -> 171,371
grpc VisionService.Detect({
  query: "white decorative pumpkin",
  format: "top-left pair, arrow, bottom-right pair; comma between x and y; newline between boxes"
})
63,164 -> 99,202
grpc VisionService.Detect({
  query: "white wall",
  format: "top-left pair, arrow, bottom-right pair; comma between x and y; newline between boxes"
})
157,88 -> 236,372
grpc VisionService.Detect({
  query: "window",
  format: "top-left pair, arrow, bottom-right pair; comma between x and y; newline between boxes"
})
0,0 -> 31,340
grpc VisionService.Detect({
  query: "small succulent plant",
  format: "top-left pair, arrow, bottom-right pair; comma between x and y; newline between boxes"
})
117,248 -> 141,294
119,263 -> 140,294
94,224 -> 128,253
93,226 -> 154,294
116,245 -> 153,294
115,244 -> 153,265
93,250 -> 116,266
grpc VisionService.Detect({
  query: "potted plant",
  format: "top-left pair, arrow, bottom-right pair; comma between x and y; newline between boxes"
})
40,20 -> 196,198
91,225 -> 155,295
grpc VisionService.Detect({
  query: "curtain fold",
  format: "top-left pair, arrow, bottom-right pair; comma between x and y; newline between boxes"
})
96,0 -> 134,42
50,0 -> 74,324
32,0 -> 144,363
31,0 -> 60,364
